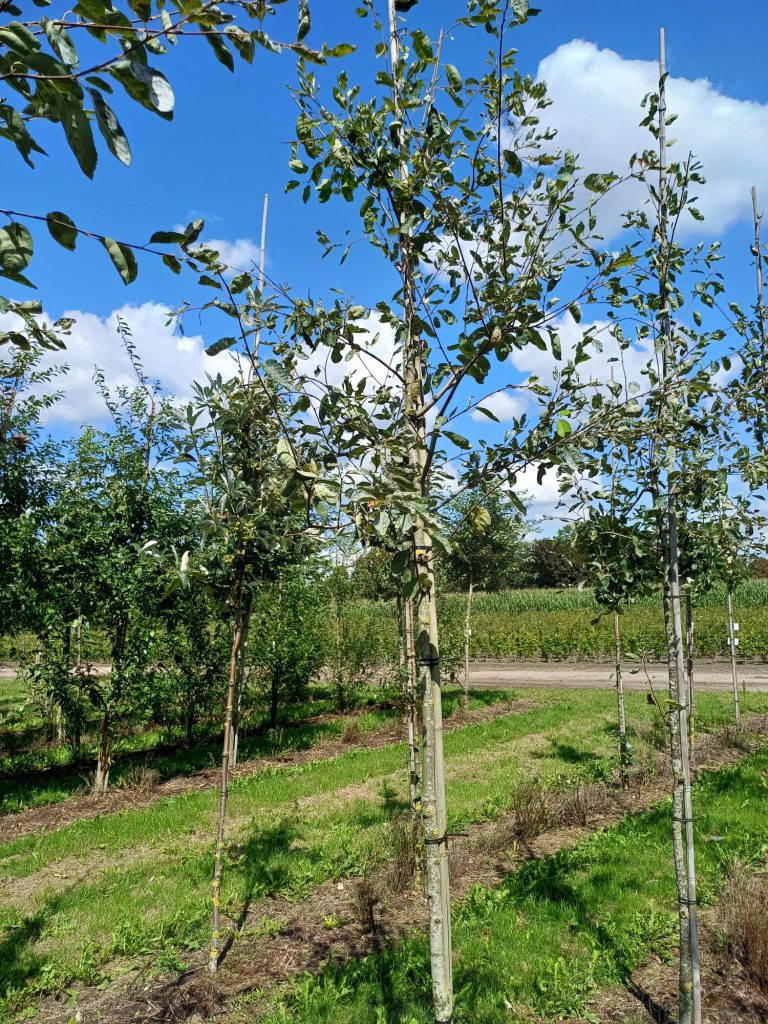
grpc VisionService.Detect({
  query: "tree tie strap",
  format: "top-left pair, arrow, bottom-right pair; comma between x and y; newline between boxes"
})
424,833 -> 449,847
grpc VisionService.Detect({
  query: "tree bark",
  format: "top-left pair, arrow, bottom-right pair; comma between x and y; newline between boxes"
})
727,590 -> 741,723
229,591 -> 253,768
685,592 -> 695,765
403,595 -> 420,815
388,3 -> 453,1015
93,705 -> 112,797
462,574 -> 473,713
613,611 -> 629,788
209,562 -> 246,973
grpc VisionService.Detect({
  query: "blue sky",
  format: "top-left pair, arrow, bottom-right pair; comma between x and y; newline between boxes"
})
4,0 -> 768,521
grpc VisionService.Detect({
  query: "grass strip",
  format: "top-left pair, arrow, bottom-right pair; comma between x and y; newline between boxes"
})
0,689 -> 764,1018
254,746 -> 768,1023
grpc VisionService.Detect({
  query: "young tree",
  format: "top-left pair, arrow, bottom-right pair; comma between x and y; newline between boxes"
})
442,488 -> 526,706
574,512 -> 656,787
275,3 -> 636,1015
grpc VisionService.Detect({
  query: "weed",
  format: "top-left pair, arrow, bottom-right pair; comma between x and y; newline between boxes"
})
556,782 -> 610,827
340,719 -> 362,745
716,723 -> 754,752
352,875 -> 379,934
119,764 -> 160,792
721,863 -> 768,991
386,815 -> 419,892
322,914 -> 342,930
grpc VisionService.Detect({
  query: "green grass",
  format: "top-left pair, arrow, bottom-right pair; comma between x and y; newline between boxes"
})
1,688 -> 764,1019
254,746 -> 768,1024
0,684 -> 411,815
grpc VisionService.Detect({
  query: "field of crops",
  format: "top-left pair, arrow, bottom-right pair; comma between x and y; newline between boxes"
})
4,583 -> 767,669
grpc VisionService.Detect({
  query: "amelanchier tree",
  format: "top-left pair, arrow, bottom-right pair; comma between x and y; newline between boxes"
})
171,365 -> 321,974
562,35 -> 754,1023
250,2 -> 638,1018
442,487 -> 526,707
0,0 -> 343,351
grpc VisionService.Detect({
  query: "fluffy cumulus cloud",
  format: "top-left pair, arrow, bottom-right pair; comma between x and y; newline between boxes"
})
470,389 -> 526,423
537,40 -> 768,237
508,311 -> 657,396
19,302 -> 239,426
203,237 -> 262,275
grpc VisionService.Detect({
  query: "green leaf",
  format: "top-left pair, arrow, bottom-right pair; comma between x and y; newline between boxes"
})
41,16 -> 78,66
444,429 -> 471,450
584,173 -> 610,193
503,149 -> 522,176
205,33 -> 234,72
150,230 -> 186,245
411,29 -> 433,61
89,89 -> 131,165
230,272 -> 252,294
0,222 -> 33,274
555,419 -> 573,437
162,253 -> 181,274
551,333 -> 562,360
206,337 -> 236,356
56,97 -> 98,178
45,211 -> 77,251
129,62 -> 175,113
325,43 -> 355,57
445,64 -> 462,90
474,405 -> 500,423
101,236 -> 138,284
298,0 -> 311,41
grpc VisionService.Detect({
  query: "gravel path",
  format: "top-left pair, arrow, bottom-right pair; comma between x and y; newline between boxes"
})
468,658 -> 768,690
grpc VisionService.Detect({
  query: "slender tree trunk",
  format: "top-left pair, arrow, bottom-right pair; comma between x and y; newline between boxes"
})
752,185 -> 766,379
209,563 -> 246,973
402,596 -> 420,815
685,592 -> 696,767
726,589 -> 741,723
657,31 -> 701,1024
412,537 -> 453,1022
389,4 -> 452,1016
229,592 -> 253,768
613,611 -> 629,788
462,575 -> 473,713
93,705 -> 112,797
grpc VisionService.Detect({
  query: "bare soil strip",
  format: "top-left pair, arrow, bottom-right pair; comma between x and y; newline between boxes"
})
0,699 -> 532,845
30,714 -> 768,1024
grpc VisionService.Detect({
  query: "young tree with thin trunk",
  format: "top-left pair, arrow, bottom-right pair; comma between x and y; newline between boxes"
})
277,3 -> 636,1016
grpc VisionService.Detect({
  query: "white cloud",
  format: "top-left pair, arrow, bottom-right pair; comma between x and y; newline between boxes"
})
299,312 -> 399,400
204,237 -> 262,275
470,390 -> 525,423
508,311 -> 657,399
10,302 -> 239,426
537,40 -> 768,237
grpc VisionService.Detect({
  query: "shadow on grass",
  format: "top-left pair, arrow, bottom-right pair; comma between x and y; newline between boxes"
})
0,891 -> 69,1009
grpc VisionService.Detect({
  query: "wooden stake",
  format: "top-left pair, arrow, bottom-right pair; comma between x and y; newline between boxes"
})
727,590 -> 741,722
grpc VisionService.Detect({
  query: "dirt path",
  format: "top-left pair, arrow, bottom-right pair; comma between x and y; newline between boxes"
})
469,658 -> 768,691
